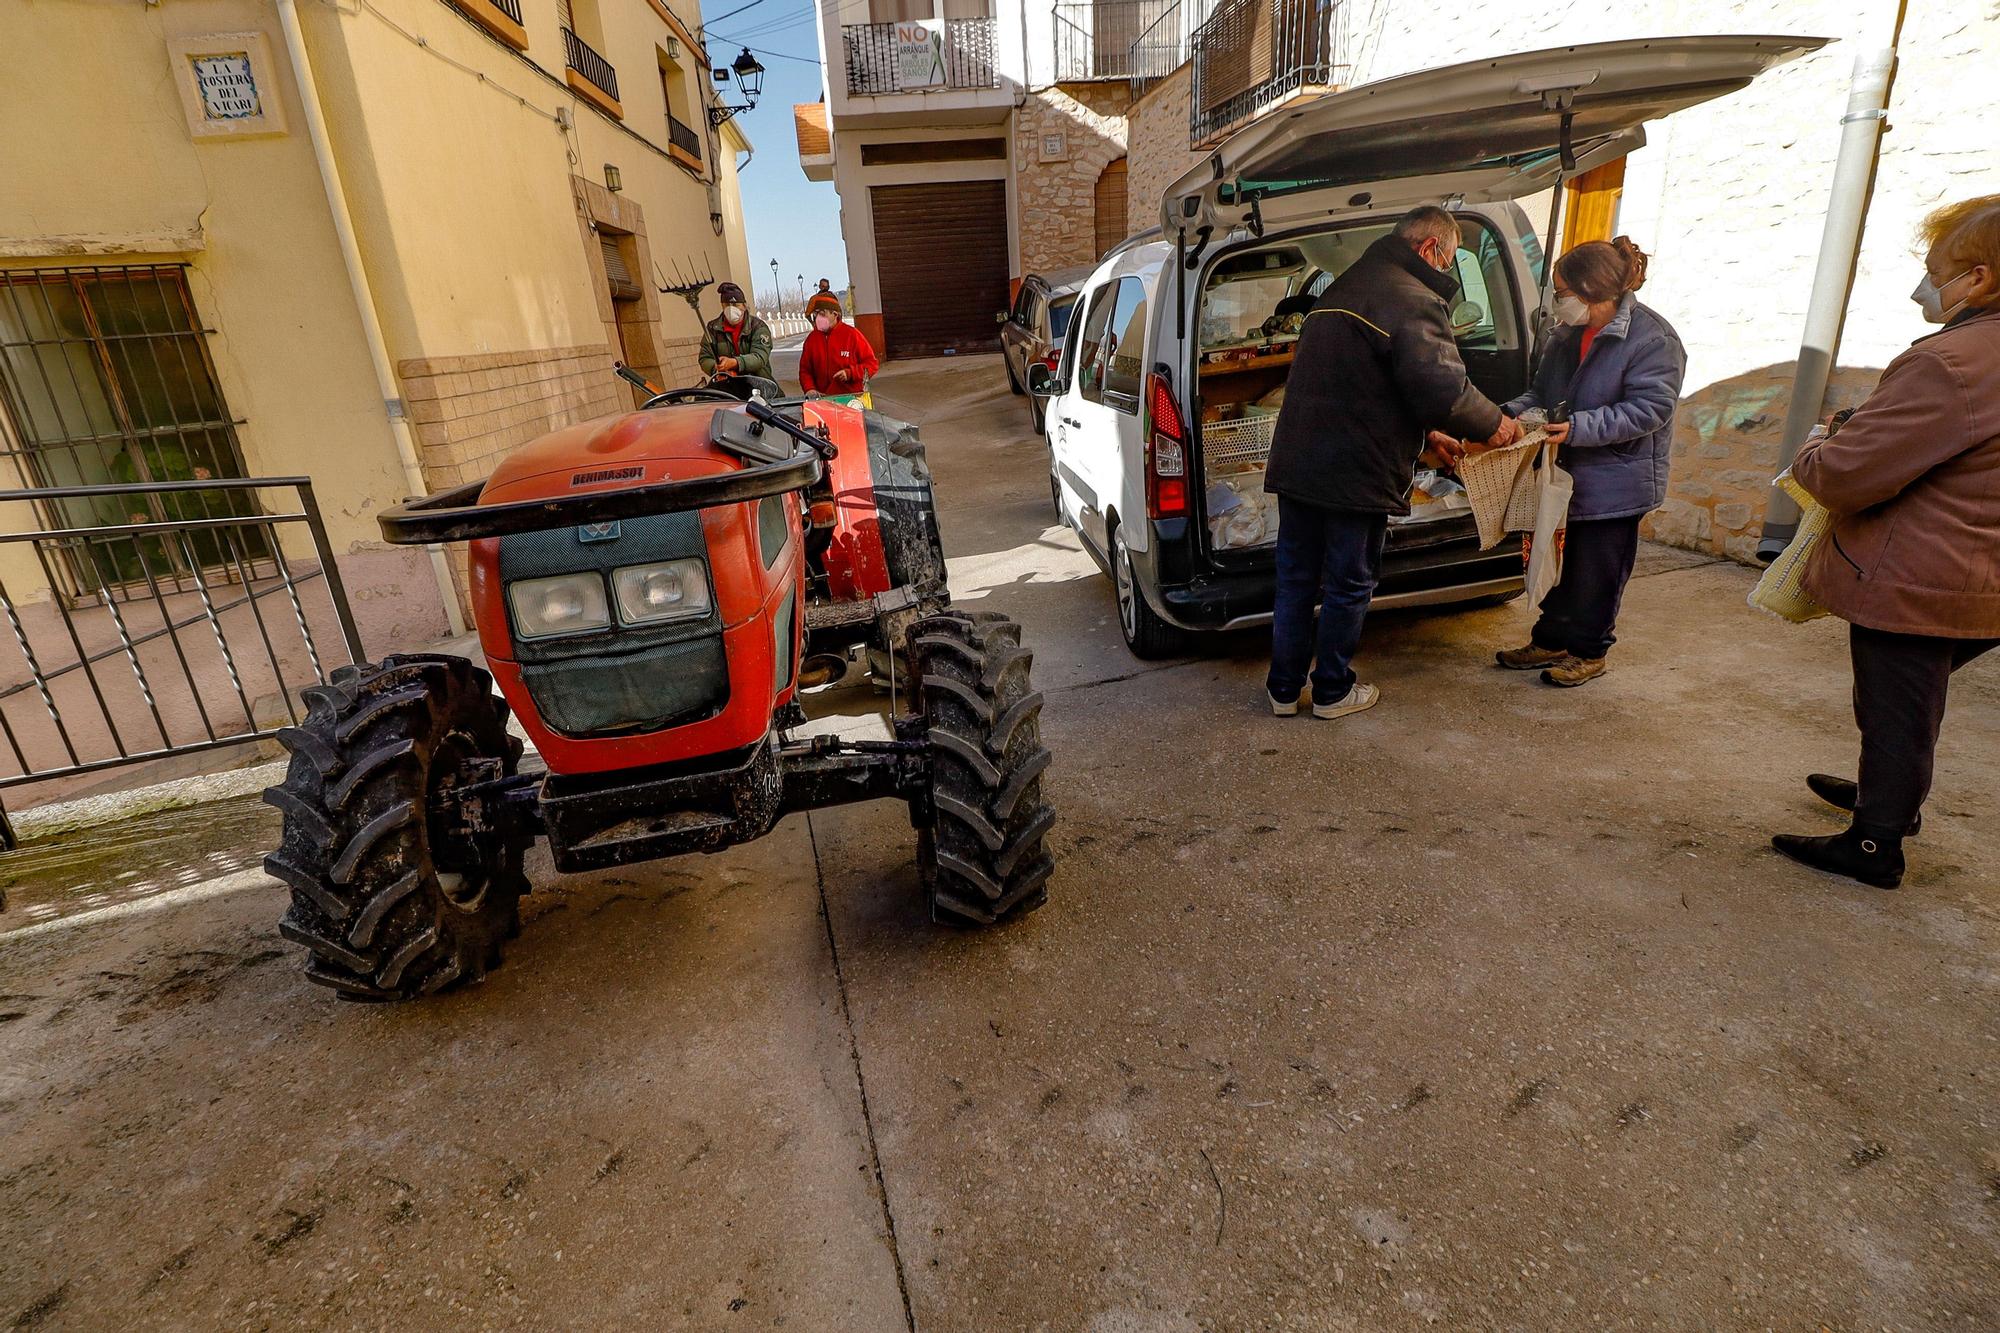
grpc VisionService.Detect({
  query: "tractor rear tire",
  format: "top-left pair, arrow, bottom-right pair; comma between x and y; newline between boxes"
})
911,611 -> 1055,924
263,654 -> 527,1001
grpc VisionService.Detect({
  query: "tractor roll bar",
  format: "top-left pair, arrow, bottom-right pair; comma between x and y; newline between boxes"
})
376,402 -> 829,545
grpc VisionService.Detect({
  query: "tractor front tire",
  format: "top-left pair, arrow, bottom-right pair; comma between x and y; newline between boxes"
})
911,611 -> 1055,924
263,654 -> 527,1001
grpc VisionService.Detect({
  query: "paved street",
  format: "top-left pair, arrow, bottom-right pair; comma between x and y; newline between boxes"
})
3,355 -> 1997,1330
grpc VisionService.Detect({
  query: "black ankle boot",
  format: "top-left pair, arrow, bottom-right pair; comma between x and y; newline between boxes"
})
1772,824 -> 1905,890
1804,774 -> 1920,835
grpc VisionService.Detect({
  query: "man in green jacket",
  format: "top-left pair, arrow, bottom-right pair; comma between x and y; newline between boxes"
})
698,282 -> 773,396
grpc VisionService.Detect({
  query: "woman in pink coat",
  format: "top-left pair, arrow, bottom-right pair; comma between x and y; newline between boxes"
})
1774,194 -> 2000,889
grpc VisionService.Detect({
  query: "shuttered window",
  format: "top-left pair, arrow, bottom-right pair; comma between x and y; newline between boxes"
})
600,236 -> 641,300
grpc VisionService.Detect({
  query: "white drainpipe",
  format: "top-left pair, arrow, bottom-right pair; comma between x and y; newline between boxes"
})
274,0 -> 467,636
1757,46 -> 1896,559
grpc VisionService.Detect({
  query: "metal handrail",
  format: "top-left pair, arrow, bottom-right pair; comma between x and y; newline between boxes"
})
1128,0 -> 1192,99
0,476 -> 368,829
563,27 -> 621,103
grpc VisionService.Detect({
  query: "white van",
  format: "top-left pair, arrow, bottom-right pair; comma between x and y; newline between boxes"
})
1031,35 -> 1825,658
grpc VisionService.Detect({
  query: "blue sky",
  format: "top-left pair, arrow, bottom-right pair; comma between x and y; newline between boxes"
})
700,0 -> 848,302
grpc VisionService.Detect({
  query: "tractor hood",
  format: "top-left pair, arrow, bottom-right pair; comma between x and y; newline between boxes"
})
481,405 -> 739,506
1160,35 -> 1829,239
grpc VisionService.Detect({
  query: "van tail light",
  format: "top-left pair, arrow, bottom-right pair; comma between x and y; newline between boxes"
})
1144,371 -> 1188,520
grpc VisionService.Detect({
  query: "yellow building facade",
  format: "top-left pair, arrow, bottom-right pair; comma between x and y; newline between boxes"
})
0,0 -> 756,640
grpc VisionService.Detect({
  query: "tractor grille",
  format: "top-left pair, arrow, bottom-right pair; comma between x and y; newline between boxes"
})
521,637 -> 728,737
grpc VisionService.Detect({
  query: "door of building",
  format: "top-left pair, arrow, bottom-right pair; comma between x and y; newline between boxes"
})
869,179 -> 1010,359
1094,157 -> 1128,259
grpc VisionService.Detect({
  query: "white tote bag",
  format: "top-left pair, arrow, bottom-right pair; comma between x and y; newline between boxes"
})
1522,442 -> 1573,612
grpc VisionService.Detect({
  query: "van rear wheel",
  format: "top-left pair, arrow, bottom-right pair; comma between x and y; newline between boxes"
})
1111,524 -> 1186,661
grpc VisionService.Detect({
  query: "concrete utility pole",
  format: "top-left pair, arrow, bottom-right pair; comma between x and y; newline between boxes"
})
1758,36 -> 1902,558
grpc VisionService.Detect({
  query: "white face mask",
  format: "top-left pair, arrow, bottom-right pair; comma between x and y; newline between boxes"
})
723,305 -> 745,326
1553,293 -> 1591,327
1912,266 -> 1974,325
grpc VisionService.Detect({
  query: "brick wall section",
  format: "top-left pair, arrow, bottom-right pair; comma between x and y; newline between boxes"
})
399,343 -> 629,611
399,344 -> 626,494
1014,83 -> 1131,275
1125,65 -> 1203,238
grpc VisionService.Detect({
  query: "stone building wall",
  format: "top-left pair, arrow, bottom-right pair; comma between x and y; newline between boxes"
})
1014,83 -> 1132,275
1124,64 -> 1203,239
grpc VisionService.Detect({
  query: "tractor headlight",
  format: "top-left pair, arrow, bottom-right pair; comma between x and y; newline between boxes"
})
509,572 -> 611,639
611,558 -> 712,626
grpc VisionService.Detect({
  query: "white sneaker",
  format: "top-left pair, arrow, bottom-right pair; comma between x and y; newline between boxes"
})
1312,682 -> 1380,720
1268,688 -> 1300,717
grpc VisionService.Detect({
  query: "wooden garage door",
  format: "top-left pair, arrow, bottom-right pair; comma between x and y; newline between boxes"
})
1094,157 -> 1129,259
870,180 -> 1011,359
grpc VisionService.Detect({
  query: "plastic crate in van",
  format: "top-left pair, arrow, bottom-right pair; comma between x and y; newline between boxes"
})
1202,412 -> 1276,470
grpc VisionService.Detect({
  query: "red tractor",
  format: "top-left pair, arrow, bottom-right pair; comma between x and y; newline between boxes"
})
263,383 -> 1054,1000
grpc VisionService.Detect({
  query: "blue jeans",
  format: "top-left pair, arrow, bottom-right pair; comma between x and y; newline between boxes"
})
1266,498 -> 1387,706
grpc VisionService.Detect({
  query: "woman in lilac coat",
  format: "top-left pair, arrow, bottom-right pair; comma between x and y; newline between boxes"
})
1494,237 -> 1687,687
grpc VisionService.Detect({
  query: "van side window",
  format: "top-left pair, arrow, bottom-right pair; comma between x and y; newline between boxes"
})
1011,285 -> 1034,326
1448,219 -> 1522,352
1098,278 -> 1148,410
1071,283 -> 1119,399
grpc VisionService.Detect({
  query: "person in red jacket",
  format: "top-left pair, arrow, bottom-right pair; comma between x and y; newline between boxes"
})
798,306 -> 878,396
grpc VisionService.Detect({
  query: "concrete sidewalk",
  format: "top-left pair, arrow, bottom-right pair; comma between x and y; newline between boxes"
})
3,354 -> 1996,1329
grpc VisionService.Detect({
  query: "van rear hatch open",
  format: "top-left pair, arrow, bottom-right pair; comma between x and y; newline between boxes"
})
1161,35 -> 1829,239
1168,34 -> 1826,561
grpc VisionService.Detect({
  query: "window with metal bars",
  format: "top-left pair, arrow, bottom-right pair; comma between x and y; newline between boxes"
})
0,265 -> 267,604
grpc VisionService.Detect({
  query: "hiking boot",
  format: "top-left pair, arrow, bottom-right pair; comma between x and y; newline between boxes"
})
1771,825 -> 1905,890
1541,655 -> 1607,687
1496,643 -> 1568,671
1806,773 -> 1921,835
1267,687 -> 1301,717
1312,682 -> 1380,720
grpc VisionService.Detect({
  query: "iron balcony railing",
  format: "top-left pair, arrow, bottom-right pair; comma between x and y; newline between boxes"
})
1053,0 -> 1174,82
667,113 -> 702,161
1127,0 -> 1209,98
1190,0 -> 1344,144
842,17 -> 998,95
486,0 -> 524,22
563,27 -> 621,105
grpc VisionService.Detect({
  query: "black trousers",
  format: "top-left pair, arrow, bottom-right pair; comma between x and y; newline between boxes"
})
1850,624 -> 1998,834
1530,514 -> 1643,660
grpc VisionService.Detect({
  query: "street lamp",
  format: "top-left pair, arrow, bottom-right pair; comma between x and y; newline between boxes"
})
708,47 -> 766,128
769,258 -> 779,310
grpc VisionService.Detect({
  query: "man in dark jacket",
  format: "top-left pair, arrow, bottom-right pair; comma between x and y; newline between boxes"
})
698,282 -> 774,398
1263,206 -> 1519,719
